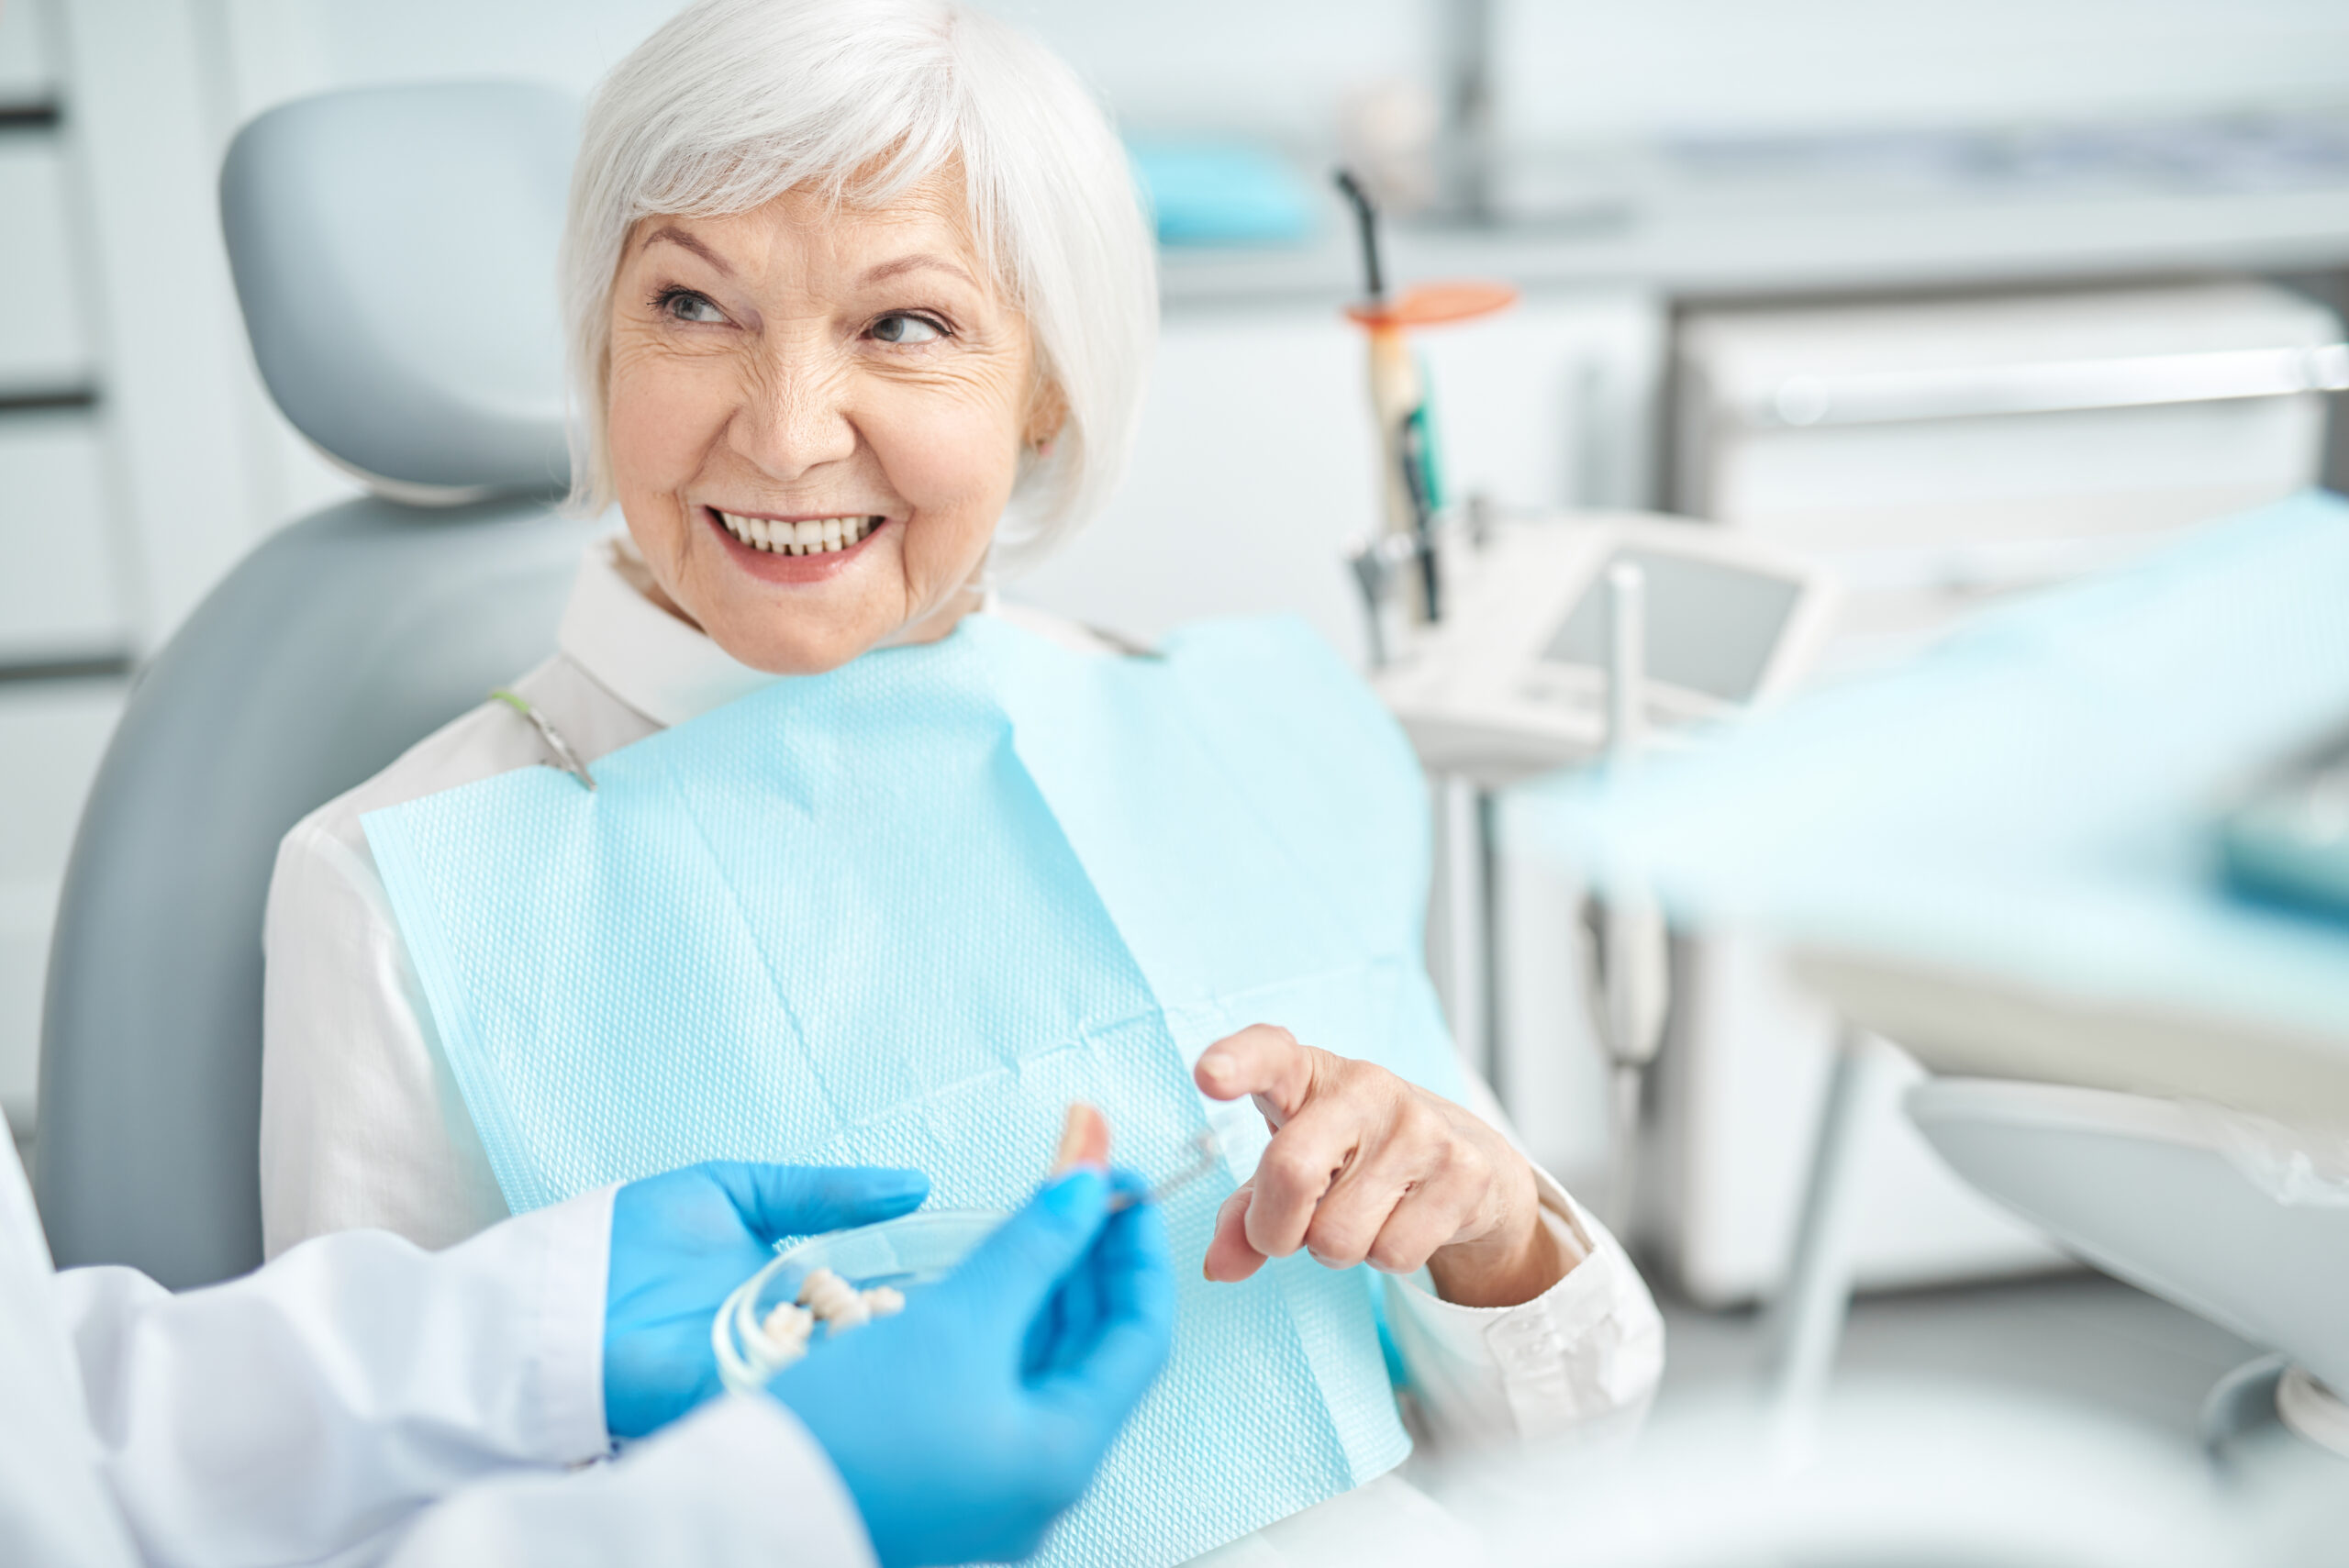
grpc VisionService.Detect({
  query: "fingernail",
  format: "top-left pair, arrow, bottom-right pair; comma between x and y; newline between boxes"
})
1050,1103 -> 1111,1174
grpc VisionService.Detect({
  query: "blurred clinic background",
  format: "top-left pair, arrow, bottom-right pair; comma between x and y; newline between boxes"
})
6,0 -> 2349,1504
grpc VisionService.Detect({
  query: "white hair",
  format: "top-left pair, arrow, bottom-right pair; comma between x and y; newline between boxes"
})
560,0 -> 1156,573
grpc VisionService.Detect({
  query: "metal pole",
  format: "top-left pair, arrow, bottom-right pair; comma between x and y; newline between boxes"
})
1476,785 -> 1504,1114
1598,561 -> 1663,1231
1766,1023 -> 1895,1465
1438,773 -> 1490,1082
1604,561 -> 1646,759
1604,1059 -> 1643,1240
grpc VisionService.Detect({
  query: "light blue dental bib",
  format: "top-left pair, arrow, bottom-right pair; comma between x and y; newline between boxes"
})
363,614 -> 1465,1568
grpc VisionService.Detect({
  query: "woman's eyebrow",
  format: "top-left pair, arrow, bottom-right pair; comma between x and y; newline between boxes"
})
860,253 -> 976,289
640,224 -> 735,276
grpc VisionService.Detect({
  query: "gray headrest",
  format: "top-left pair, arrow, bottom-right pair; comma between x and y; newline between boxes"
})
220,83 -> 579,504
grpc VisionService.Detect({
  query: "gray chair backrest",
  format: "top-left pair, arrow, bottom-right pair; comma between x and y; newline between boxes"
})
37,83 -> 587,1287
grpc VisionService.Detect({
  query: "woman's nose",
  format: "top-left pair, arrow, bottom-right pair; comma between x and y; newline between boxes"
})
734,358 -> 860,482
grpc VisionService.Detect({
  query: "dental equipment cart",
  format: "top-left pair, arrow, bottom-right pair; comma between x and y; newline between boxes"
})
1374,510 -> 1837,788
1371,509 -> 1837,1230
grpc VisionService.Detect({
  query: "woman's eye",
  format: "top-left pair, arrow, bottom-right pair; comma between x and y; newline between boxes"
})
870,313 -> 944,345
662,290 -> 727,325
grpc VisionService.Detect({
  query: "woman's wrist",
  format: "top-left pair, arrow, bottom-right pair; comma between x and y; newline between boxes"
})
1424,1177 -> 1571,1309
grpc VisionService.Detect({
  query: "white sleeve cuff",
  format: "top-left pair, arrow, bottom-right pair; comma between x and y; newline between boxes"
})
382,1396 -> 877,1568
1380,1166 -> 1665,1447
482,1183 -> 617,1464
615,1396 -> 876,1567
716,1397 -> 878,1567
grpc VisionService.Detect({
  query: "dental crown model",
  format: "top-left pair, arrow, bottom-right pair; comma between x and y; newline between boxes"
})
754,1268 -> 906,1367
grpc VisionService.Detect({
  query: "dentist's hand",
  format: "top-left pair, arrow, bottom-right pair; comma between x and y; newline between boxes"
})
604,1162 -> 930,1440
1197,1024 -> 1566,1308
772,1167 -> 1175,1568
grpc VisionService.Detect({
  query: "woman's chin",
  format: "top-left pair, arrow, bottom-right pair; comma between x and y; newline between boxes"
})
705,618 -> 885,677
684,558 -> 907,675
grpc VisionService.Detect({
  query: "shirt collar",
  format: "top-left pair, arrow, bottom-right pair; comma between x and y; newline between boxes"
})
556,535 -> 780,728
555,533 -> 1005,729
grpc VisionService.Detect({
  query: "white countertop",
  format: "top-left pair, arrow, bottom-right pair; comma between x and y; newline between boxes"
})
1159,166 -> 2349,309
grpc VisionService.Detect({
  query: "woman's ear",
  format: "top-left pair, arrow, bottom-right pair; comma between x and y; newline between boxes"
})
1024,379 -> 1069,458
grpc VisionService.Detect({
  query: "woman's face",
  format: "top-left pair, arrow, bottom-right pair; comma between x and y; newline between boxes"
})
604,175 -> 1056,673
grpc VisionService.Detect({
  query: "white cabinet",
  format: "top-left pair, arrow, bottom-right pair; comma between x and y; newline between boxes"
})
0,414 -> 130,662
0,0 -> 57,106
1648,934 -> 2065,1305
0,139 -> 95,393
1675,281 -> 2344,665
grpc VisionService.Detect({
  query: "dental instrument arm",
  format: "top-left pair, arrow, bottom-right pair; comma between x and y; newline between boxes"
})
1593,562 -> 1671,1231
1335,170 -> 1442,623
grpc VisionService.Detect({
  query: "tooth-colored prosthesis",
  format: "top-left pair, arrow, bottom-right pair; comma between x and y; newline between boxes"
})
800,1267 -> 905,1332
740,1270 -> 906,1372
755,1301 -> 816,1359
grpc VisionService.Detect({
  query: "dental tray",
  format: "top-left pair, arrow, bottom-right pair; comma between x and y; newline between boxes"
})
714,1207 -> 1005,1394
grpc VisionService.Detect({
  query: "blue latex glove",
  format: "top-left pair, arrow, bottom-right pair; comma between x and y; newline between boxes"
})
772,1167 -> 1176,1568
604,1162 -> 929,1440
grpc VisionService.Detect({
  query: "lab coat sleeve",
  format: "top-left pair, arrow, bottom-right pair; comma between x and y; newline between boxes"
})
50,1187 -> 614,1568
382,1395 -> 876,1568
1377,1073 -> 1664,1448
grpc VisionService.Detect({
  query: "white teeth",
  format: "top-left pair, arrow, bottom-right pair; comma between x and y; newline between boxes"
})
715,511 -> 882,554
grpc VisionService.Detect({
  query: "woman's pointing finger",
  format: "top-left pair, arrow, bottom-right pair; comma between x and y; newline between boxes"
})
1194,1025 -> 1330,1123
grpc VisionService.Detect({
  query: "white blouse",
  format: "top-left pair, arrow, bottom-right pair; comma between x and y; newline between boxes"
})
259,536 -> 1664,1475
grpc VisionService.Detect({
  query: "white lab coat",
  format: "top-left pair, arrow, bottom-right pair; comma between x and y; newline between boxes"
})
0,1151 -> 876,1568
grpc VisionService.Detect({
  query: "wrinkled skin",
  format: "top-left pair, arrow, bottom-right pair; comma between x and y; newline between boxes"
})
604,172 -> 1062,674
1197,1026 -> 1567,1308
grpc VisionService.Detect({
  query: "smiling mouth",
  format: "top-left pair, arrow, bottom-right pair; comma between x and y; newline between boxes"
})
712,509 -> 886,556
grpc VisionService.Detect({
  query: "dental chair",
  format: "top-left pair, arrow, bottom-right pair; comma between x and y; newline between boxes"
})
1886,1022 -> 2349,1457
34,83 -> 588,1287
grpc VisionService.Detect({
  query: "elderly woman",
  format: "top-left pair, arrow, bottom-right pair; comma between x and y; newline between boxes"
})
261,0 -> 1660,1559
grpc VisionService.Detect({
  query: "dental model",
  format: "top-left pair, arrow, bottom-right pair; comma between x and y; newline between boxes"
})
752,1269 -> 905,1367
755,1300 -> 817,1360
797,1267 -> 872,1330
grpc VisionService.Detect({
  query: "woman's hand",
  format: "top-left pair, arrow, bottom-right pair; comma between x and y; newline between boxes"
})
1194,1025 -> 1568,1309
